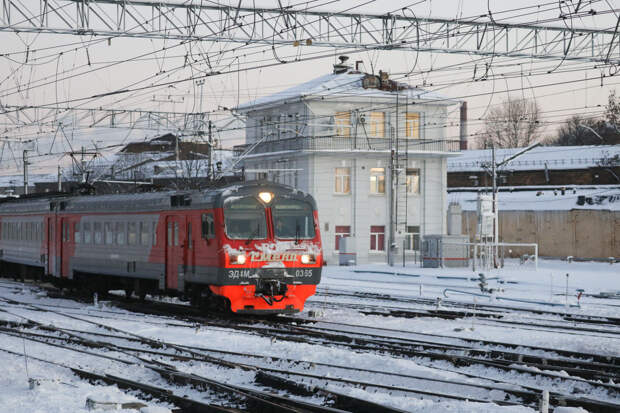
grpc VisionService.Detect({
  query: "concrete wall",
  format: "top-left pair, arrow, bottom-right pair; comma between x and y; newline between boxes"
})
461,210 -> 620,259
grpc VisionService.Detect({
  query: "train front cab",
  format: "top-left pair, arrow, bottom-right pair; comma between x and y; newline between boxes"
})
210,186 -> 322,314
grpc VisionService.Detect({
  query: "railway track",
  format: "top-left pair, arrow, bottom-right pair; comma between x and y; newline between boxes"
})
313,287 -> 620,326
0,301 -> 410,413
1,280 -> 619,412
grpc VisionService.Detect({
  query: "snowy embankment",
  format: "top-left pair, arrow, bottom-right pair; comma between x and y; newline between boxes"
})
0,258 -> 617,413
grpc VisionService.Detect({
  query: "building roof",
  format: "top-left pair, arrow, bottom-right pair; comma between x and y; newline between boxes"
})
236,70 -> 455,111
449,185 -> 620,212
448,145 -> 620,172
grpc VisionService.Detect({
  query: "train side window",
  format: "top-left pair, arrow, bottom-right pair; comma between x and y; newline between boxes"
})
75,223 -> 81,244
116,222 -> 126,245
174,222 -> 179,246
140,222 -> 149,246
94,222 -> 103,244
128,222 -> 137,245
151,222 -> 157,246
167,222 -> 172,246
187,222 -> 192,249
105,222 -> 113,245
201,214 -> 215,239
83,222 -> 92,243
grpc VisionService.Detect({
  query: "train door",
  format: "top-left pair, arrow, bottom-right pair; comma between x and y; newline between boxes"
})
46,217 -> 56,276
165,215 -> 186,290
59,218 -> 70,278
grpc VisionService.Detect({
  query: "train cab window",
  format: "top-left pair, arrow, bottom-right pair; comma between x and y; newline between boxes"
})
105,223 -> 114,245
273,199 -> 316,239
94,222 -> 103,244
75,223 -> 81,244
128,222 -> 137,245
83,222 -> 92,244
174,222 -> 179,246
223,197 -> 267,240
201,214 -> 215,239
167,222 -> 172,247
140,222 -> 150,246
116,222 -> 126,245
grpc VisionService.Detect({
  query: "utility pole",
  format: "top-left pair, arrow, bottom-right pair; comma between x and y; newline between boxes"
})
491,145 -> 498,267
208,120 -> 213,181
81,146 -> 87,183
22,149 -> 29,195
488,142 -> 541,267
57,165 -> 62,192
389,146 -> 396,266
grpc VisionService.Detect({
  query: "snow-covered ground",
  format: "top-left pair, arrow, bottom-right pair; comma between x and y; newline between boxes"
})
0,259 -> 618,413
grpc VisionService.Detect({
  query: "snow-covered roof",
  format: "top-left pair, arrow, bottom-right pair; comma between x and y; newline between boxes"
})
236,71 -> 455,111
449,185 -> 620,211
0,173 -> 57,187
448,145 -> 620,172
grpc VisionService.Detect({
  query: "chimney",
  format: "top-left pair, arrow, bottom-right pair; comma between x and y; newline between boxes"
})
333,55 -> 350,74
459,101 -> 468,150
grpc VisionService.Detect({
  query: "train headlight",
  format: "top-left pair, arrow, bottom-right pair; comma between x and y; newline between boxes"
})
300,254 -> 315,264
231,254 -> 246,264
258,191 -> 274,204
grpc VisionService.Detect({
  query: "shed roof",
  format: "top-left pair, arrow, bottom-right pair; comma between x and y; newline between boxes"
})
448,145 -> 620,172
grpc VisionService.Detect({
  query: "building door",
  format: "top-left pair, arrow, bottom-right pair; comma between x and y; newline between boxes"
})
165,216 -> 185,290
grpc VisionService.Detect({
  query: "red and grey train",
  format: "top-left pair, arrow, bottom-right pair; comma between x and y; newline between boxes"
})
0,182 -> 322,313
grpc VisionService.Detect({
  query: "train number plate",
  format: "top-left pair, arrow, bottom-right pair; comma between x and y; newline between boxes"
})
294,269 -> 313,278
227,269 -> 252,279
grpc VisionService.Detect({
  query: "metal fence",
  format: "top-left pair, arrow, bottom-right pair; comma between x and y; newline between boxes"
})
233,136 -> 461,157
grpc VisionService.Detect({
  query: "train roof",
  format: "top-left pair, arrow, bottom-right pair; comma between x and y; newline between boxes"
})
0,181 -> 316,214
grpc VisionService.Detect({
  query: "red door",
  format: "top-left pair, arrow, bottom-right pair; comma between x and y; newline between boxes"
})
47,217 -> 56,276
60,218 -> 71,278
165,216 -> 185,290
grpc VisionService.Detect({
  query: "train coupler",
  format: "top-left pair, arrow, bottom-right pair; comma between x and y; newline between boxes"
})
255,279 -> 288,305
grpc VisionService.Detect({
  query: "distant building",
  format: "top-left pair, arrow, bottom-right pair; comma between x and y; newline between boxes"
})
234,58 -> 461,264
447,145 -> 620,259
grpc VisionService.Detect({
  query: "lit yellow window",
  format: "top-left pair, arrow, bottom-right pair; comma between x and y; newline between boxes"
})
405,112 -> 420,139
369,112 -> 385,138
335,112 -> 351,137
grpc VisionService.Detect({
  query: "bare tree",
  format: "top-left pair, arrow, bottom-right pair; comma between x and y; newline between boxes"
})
550,90 -> 620,146
479,98 -> 541,148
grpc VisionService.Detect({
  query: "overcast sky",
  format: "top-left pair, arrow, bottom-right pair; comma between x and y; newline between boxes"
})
0,0 -> 618,176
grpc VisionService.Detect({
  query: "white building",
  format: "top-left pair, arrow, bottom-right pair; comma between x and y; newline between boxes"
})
234,59 -> 461,264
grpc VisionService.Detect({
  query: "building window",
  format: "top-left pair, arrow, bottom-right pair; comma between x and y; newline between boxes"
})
335,111 -> 351,137
369,112 -> 385,137
406,168 -> 420,194
335,225 -> 351,251
370,225 -> 385,251
334,167 -> 351,194
405,112 -> 420,139
405,226 -> 420,251
370,167 -> 385,194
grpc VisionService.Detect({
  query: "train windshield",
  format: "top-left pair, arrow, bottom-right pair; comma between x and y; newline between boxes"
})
273,199 -> 316,239
224,196 -> 267,240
